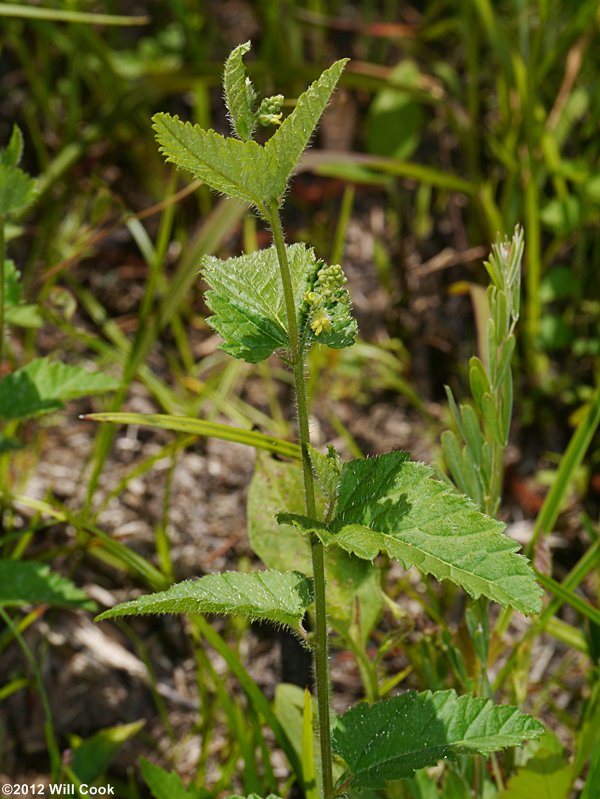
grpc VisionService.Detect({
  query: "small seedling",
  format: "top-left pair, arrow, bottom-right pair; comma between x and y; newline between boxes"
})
94,43 -> 544,798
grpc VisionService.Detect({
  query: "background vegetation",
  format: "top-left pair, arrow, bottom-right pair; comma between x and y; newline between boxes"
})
0,1 -> 599,797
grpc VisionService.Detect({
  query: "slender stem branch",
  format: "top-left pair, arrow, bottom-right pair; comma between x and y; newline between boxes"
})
268,202 -> 334,799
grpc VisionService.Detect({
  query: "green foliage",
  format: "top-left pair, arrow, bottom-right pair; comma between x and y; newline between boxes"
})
260,57 -> 348,205
223,41 -> 258,141
5,11 -> 594,796
203,243 -> 312,362
0,560 -> 95,610
0,126 -> 37,217
274,683 -> 322,795
202,243 -> 355,362
248,455 -> 382,645
442,227 -> 524,515
3,260 -> 42,328
0,125 -> 24,167
71,721 -> 145,784
96,569 -> 314,635
333,690 -> 544,789
280,451 -> 542,615
302,262 -> 356,350
498,732 -> 572,799
222,40 -> 286,139
140,758 -> 210,799
152,45 -> 347,210
366,61 -> 423,160
0,358 -> 119,421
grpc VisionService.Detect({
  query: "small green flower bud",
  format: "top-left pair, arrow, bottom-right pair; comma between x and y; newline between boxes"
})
257,94 -> 284,127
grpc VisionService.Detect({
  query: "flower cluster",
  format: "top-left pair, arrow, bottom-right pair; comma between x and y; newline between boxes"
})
257,94 -> 284,127
304,263 -> 350,336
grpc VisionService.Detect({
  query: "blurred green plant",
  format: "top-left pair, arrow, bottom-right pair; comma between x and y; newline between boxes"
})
0,127 -> 118,781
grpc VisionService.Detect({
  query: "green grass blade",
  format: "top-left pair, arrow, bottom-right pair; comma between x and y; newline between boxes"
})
302,688 -> 319,799
538,535 -> 600,627
193,616 -> 304,787
0,4 -> 148,25
301,151 -> 475,194
0,607 -> 62,779
82,412 -> 301,460
535,570 -> 600,628
13,496 -> 168,591
529,387 -> 600,554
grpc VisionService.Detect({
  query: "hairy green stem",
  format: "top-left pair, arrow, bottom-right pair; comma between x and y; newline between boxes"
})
267,202 -> 334,799
0,216 -> 5,372
0,217 -> 6,535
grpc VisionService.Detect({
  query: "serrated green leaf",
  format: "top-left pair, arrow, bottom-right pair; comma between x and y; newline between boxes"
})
281,452 -> 542,615
0,125 -> 24,168
140,758 -> 209,799
203,243 -> 314,362
264,59 -> 348,202
333,689 -> 544,789
0,358 -> 120,421
204,290 -> 287,362
152,112 -> 268,207
95,569 -> 314,633
223,41 -> 257,140
0,560 -> 95,610
0,161 -> 37,217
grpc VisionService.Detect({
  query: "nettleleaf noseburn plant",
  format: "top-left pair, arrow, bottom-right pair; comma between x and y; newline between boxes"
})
94,43 -> 544,798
